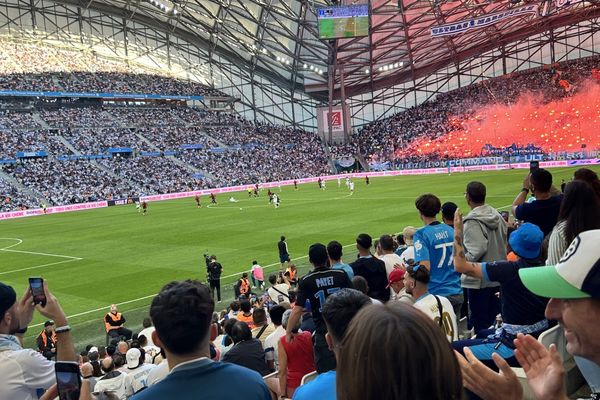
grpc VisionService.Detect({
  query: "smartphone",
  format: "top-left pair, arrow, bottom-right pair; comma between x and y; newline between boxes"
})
29,277 -> 46,307
500,211 -> 509,222
55,362 -> 81,400
529,161 -> 539,172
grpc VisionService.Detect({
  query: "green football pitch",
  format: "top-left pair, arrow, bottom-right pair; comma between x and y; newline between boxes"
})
1,165 -> 597,349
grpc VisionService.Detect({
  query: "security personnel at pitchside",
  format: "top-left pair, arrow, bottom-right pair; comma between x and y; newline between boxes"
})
104,304 -> 132,341
36,320 -> 57,360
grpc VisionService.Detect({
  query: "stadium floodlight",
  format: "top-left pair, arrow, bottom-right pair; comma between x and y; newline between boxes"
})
365,68 -> 370,74
303,63 -> 308,68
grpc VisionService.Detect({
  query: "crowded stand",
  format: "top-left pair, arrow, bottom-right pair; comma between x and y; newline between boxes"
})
0,176 -> 38,211
0,41 -> 226,96
2,167 -> 599,400
96,156 -> 202,194
344,55 -> 600,165
5,159 -> 138,205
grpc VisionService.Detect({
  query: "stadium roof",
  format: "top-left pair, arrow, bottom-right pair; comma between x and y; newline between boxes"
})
43,0 -> 600,100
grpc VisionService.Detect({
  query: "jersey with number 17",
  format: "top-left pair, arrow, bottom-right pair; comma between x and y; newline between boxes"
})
413,222 -> 461,297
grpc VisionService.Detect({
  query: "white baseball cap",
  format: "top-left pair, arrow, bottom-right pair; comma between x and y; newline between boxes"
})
126,348 -> 141,369
519,230 -> 600,299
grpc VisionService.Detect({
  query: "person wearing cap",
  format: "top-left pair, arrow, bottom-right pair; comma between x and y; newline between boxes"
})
0,280 -> 77,400
286,243 -> 353,374
413,194 -> 463,317
349,233 -> 389,303
387,269 -> 414,304
36,320 -> 57,360
455,230 -> 600,400
124,347 -> 156,395
404,265 -> 458,342
461,181 -> 506,335
452,209 -> 551,369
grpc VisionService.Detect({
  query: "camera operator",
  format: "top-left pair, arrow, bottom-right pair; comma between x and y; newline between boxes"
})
267,272 -> 291,304
206,255 -> 223,303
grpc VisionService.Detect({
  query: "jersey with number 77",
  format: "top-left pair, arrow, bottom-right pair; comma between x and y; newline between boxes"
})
413,222 -> 462,297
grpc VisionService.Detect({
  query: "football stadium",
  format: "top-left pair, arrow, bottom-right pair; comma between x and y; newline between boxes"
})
1,0 -> 600,399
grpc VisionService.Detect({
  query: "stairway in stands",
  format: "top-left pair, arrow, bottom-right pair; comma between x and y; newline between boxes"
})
0,168 -> 51,206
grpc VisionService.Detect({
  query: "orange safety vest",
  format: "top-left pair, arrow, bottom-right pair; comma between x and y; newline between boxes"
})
287,268 -> 296,281
237,312 -> 255,329
38,330 -> 57,349
239,278 -> 250,294
105,312 -> 123,332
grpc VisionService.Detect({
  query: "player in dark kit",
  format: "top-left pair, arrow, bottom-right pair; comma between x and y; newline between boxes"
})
210,193 -> 217,204
195,194 -> 201,208
268,189 -> 274,203
318,177 -> 323,189
142,200 -> 148,215
365,176 -> 370,185
293,179 -> 298,190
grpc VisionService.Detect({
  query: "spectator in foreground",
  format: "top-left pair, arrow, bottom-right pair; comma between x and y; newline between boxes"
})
441,201 -> 458,227
293,289 -> 371,400
387,269 -> 414,304
349,234 -> 389,302
137,317 -> 155,346
336,302 -> 462,400
351,276 -> 382,305
236,299 -> 255,329
264,304 -> 289,370
267,273 -> 291,304
124,348 -> 155,395
404,265 -> 457,341
286,243 -> 352,374
546,180 -> 600,265
94,357 -> 130,399
413,194 -> 463,316
251,307 -> 274,347
453,211 -> 550,369
221,321 -> 270,377
80,362 -> 97,394
131,280 -> 270,400
327,240 -> 354,279
512,169 -> 562,236
275,310 -> 315,398
456,230 -> 600,400
397,226 -> 416,268
0,280 -> 77,399
462,181 -> 506,334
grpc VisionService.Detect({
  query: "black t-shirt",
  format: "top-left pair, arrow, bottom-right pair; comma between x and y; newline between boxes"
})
221,339 -> 270,376
515,195 -> 562,236
207,262 -> 223,280
483,258 -> 549,326
278,240 -> 288,256
350,256 -> 390,302
296,267 -> 353,334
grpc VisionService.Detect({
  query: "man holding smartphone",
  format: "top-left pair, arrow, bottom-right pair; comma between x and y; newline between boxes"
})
0,279 -> 77,400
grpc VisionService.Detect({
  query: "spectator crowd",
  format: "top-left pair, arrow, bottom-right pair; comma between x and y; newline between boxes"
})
2,166 -> 599,400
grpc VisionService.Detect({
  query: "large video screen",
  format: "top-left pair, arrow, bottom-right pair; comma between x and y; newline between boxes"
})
317,4 -> 369,40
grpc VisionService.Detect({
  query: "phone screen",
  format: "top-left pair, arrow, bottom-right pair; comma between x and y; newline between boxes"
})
55,363 -> 81,400
529,161 -> 539,172
29,277 -> 46,306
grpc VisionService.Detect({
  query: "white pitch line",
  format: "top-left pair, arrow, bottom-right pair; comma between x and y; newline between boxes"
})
28,243 -> 357,328
0,258 -> 82,276
0,237 -> 83,275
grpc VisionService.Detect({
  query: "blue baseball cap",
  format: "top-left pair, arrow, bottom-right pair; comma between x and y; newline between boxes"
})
509,223 -> 543,259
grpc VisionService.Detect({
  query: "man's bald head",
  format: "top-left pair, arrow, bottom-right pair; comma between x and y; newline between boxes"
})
101,357 -> 113,372
80,362 -> 93,378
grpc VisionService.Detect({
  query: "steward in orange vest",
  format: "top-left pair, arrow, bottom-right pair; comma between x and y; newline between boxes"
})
238,273 -> 251,297
104,304 -> 133,341
36,320 -> 57,360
